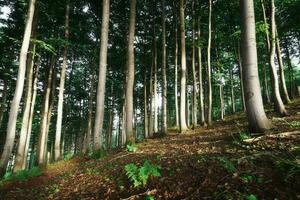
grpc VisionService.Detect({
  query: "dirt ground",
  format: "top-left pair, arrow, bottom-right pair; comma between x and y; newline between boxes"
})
1,100 -> 300,200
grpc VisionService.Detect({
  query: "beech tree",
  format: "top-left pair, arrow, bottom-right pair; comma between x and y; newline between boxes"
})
0,0 -> 36,177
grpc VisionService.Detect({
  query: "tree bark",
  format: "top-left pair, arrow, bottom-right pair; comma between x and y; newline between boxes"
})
144,70 -> 149,139
191,0 -> 197,129
275,29 -> 291,104
240,0 -> 272,133
161,0 -> 167,135
37,57 -> 54,168
174,5 -> 179,128
269,0 -> 287,116
125,0 -> 137,143
13,40 -> 36,173
23,60 -> 40,169
55,2 -> 70,160
0,0 -> 36,177
236,44 -> 246,111
207,0 -> 213,126
260,0 -> 271,104
0,80 -> 8,131
179,0 -> 188,132
198,19 -> 205,125
93,0 -> 110,151
230,67 -> 236,113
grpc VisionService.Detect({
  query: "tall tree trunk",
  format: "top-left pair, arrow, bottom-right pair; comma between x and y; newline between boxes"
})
276,29 -> 291,104
161,0 -> 167,135
217,54 -> 224,120
269,0 -> 287,116
153,38 -> 158,134
23,60 -> 40,169
230,67 -> 236,113
284,41 -> 296,98
179,0 -> 188,132
107,110 -> 113,149
83,71 -> 94,154
125,0 -> 137,144
236,44 -> 246,111
148,44 -> 154,137
260,0 -> 271,104
0,80 -> 8,130
93,0 -> 110,151
37,57 -> 54,168
240,0 -> 272,133
0,0 -> 36,177
55,2 -> 70,160
207,0 -> 213,126
144,70 -> 149,139
191,0 -> 197,129
174,6 -> 179,128
198,19 -> 205,125
13,37 -> 37,173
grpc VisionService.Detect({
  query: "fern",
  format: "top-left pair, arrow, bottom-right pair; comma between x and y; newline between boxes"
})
125,160 -> 161,188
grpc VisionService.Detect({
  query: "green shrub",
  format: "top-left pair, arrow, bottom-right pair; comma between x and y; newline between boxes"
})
125,160 -> 161,187
216,157 -> 236,173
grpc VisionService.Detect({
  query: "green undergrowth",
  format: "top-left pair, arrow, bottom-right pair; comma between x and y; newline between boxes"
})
1,167 -> 42,183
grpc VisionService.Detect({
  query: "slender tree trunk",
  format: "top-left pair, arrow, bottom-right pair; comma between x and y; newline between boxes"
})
13,40 -> 36,173
144,70 -> 149,139
149,46 -> 154,137
198,19 -> 205,125
240,0 -> 272,133
83,71 -> 94,154
55,2 -> 70,160
260,0 -> 271,104
269,0 -> 287,116
275,29 -> 291,104
191,0 -> 197,129
230,68 -> 236,113
37,57 -> 54,168
0,80 -> 8,130
179,0 -> 188,132
125,0 -> 137,143
161,0 -> 167,135
284,41 -> 296,98
207,0 -> 213,126
23,61 -> 40,169
237,44 -> 246,111
153,39 -> 158,134
0,0 -> 36,177
107,110 -> 113,149
93,0 -> 110,151
217,55 -> 224,120
174,7 -> 179,128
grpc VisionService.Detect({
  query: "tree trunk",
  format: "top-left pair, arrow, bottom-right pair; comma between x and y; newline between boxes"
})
179,0 -> 188,132
55,2 -> 70,160
83,71 -> 94,154
23,60 -> 40,169
0,80 -> 8,130
174,5 -> 179,128
230,68 -> 236,113
153,38 -> 158,134
198,19 -> 205,125
207,0 -> 213,126
240,0 -> 272,133
0,0 -> 36,177
217,54 -> 224,120
191,0 -> 197,129
144,70 -> 149,139
161,0 -> 167,135
275,29 -> 291,104
236,44 -> 246,111
284,41 -> 296,98
93,0 -> 110,151
269,0 -> 287,116
260,0 -> 271,104
13,40 -> 36,173
125,0 -> 137,144
37,57 -> 54,168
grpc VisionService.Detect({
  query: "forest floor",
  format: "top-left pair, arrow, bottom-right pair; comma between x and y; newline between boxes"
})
1,101 -> 300,200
